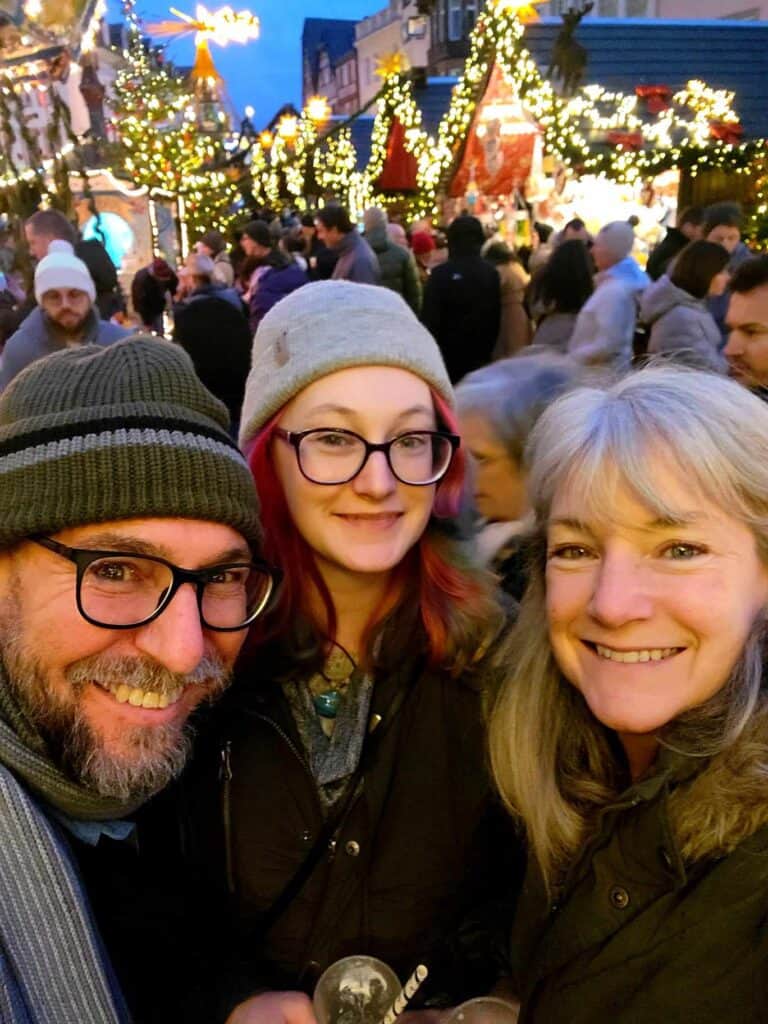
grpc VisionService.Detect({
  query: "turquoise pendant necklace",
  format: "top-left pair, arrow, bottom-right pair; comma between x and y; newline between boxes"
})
313,690 -> 342,719
309,646 -> 357,720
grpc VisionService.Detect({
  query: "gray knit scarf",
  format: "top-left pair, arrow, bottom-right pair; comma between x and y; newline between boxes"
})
0,668 -> 136,1023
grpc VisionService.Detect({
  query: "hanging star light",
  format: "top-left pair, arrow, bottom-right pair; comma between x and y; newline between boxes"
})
375,50 -> 410,79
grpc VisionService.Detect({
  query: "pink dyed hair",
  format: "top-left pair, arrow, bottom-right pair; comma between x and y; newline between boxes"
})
246,391 -> 494,669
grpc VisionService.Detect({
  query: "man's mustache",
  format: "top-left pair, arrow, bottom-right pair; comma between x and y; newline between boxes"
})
67,652 -> 230,698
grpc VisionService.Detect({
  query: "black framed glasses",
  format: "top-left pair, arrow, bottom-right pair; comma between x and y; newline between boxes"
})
275,427 -> 460,486
33,537 -> 281,632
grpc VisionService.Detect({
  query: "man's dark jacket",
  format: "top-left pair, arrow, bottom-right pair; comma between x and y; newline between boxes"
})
182,645 -> 519,1019
422,255 -> 501,383
173,284 -> 251,426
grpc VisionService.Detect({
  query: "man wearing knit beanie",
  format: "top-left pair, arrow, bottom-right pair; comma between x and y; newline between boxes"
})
0,335 -> 272,1023
567,220 -> 649,371
0,239 -> 129,392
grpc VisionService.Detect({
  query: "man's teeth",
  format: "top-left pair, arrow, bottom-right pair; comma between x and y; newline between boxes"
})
103,682 -> 183,709
595,645 -> 680,664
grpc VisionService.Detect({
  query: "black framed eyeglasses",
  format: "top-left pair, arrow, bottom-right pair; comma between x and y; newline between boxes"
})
274,427 -> 460,486
33,537 -> 281,632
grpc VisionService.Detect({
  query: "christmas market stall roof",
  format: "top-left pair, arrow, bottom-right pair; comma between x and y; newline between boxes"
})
523,18 -> 768,141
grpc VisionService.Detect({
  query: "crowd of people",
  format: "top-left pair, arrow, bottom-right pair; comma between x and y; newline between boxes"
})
0,191 -> 767,1024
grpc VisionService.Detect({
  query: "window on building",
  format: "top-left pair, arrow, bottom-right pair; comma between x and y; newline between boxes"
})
438,0 -> 447,42
448,0 -> 463,40
465,0 -> 477,31
365,57 -> 372,83
597,0 -> 619,14
625,0 -> 649,14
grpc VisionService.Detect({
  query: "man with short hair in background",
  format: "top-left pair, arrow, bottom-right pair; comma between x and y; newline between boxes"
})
0,240 -> 129,390
724,255 -> 768,394
646,205 -> 704,281
314,205 -> 380,285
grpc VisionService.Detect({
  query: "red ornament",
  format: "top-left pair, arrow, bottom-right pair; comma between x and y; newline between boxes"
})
635,85 -> 672,115
607,130 -> 644,150
710,120 -> 743,145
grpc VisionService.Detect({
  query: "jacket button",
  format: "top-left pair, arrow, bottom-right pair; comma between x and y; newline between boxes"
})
609,885 -> 630,909
301,830 -> 312,843
345,840 -> 361,857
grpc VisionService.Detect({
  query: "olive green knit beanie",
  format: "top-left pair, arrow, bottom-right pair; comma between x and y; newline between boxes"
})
0,334 -> 261,551
239,280 -> 454,447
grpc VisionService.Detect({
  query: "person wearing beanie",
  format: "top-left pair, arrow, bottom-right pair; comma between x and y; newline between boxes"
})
0,335 -> 273,1024
130,256 -> 179,332
422,214 -> 502,383
195,227 -> 234,287
410,228 -> 437,287
0,240 -> 130,392
362,205 -> 422,314
184,280 -> 516,1023
238,220 -> 308,334
567,220 -> 649,370
24,208 -> 124,320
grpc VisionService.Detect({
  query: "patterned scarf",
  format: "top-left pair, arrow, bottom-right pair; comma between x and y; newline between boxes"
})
0,664 -> 136,1022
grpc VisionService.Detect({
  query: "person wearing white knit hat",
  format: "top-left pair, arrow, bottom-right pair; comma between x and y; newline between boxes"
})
0,240 -> 129,392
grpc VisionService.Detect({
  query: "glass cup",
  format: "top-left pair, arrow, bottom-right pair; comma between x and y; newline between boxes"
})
313,955 -> 401,1024
446,997 -> 520,1024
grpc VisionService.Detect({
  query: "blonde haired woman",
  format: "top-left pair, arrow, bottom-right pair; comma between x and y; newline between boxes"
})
490,365 -> 768,1023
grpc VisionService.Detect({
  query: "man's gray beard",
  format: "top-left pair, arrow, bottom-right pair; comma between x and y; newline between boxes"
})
0,615 -> 232,802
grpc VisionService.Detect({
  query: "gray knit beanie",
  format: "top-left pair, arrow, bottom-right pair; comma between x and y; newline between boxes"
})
239,280 -> 453,446
0,334 -> 261,551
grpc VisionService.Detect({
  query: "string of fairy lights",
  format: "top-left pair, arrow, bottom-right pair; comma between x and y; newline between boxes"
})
0,0 -> 765,243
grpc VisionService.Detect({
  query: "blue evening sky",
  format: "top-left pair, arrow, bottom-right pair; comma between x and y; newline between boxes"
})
131,1 -> 377,125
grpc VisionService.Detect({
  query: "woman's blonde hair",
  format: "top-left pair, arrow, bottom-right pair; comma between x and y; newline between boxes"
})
489,365 -> 768,890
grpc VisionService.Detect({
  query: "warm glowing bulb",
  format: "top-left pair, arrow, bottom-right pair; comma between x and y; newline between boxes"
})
306,95 -> 331,124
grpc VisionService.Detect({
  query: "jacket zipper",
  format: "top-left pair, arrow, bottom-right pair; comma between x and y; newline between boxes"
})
219,713 -> 327,893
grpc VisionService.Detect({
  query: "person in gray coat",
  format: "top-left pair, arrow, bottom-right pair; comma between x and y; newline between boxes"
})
315,205 -> 381,286
0,241 -> 129,391
641,240 -> 730,373
363,206 -> 421,312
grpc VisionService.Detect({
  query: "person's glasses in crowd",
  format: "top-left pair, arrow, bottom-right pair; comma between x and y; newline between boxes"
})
33,537 -> 280,632
274,427 -> 460,486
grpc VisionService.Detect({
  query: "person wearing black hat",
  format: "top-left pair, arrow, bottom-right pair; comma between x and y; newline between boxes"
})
239,221 -> 308,334
421,215 -> 501,384
130,257 -> 179,332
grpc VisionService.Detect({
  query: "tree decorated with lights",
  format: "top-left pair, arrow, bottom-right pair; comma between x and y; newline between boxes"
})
111,0 -> 242,237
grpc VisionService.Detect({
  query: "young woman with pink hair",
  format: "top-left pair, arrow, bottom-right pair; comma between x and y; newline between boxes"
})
188,281 -> 513,1024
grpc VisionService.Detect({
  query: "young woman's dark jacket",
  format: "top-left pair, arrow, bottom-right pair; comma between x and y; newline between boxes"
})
183,633 -> 520,1019
509,731 -> 768,1023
